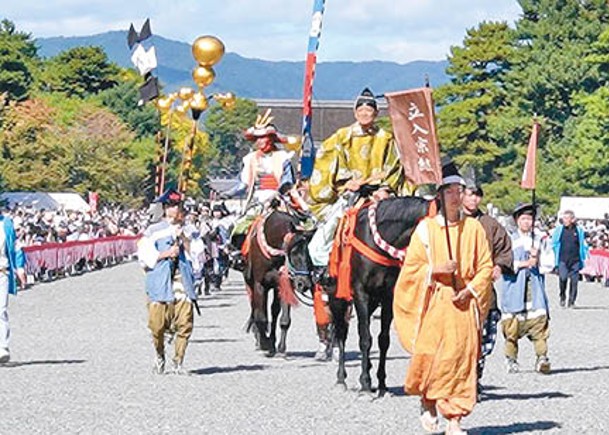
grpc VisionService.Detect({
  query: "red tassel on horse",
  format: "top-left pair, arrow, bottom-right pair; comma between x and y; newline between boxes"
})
278,265 -> 299,306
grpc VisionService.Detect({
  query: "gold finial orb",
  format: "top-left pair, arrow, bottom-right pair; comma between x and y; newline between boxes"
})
192,66 -> 215,88
178,87 -> 195,101
190,92 -> 209,112
192,35 -> 225,66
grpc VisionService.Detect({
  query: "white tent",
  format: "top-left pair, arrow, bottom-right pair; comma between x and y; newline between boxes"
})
558,196 -> 609,221
0,191 -> 90,212
48,193 -> 90,212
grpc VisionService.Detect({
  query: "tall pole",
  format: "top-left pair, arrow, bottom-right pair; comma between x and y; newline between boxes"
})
159,111 -> 173,194
300,0 -> 326,180
439,189 -> 458,292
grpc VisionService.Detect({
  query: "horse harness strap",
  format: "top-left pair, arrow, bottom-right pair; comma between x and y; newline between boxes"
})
367,201 -> 406,262
330,201 -> 402,302
255,214 -> 287,260
350,235 -> 402,268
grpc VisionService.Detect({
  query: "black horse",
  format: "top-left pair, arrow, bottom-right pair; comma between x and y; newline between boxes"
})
244,209 -> 300,357
287,195 -> 431,395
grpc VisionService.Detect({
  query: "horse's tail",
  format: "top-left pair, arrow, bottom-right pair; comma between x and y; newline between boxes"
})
278,265 -> 299,306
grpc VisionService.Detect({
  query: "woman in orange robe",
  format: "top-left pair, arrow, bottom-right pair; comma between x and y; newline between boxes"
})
393,163 -> 493,435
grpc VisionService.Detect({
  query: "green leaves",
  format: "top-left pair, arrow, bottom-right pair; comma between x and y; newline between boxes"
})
0,19 -> 37,101
39,46 -> 120,98
203,97 -> 258,178
438,1 -> 609,214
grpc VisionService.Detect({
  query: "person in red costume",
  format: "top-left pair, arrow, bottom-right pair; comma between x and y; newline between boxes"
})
222,110 -> 309,267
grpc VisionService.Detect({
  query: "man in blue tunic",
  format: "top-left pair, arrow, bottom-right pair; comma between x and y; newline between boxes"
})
0,210 -> 18,363
501,203 -> 551,375
138,189 -> 198,374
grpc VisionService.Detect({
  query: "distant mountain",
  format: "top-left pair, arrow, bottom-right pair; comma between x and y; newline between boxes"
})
37,31 -> 450,100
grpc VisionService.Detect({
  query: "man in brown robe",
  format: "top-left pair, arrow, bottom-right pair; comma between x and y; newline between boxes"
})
462,182 -> 513,398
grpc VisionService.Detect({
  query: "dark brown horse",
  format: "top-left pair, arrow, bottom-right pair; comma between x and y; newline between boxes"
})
286,195 -> 431,395
243,209 -> 300,357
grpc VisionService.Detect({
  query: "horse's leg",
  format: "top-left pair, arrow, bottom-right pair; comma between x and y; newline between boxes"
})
377,296 -> 393,397
354,287 -> 373,393
252,282 -> 271,352
330,296 -> 350,389
277,300 -> 291,357
266,288 -> 280,357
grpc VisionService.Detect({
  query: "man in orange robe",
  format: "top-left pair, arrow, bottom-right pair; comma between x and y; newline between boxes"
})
393,160 -> 493,434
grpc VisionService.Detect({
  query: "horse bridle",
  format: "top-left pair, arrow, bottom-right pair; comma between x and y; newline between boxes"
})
283,236 -> 315,306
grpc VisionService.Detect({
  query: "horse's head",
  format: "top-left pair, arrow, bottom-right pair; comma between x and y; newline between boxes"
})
284,229 -> 315,294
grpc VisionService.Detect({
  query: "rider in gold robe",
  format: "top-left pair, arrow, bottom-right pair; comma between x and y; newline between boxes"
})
306,88 -> 415,359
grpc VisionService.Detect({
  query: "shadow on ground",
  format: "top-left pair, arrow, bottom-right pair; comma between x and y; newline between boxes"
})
189,338 -> 239,344
469,420 -> 561,434
1,359 -> 86,368
483,391 -> 571,401
550,365 -> 609,374
197,303 -> 236,309
189,364 -> 268,375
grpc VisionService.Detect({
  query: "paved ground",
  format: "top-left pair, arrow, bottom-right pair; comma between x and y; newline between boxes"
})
1,263 -> 608,434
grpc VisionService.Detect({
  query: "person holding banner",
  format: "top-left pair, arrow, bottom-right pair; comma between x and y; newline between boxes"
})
501,203 -> 551,375
137,189 -> 198,375
393,161 -> 493,434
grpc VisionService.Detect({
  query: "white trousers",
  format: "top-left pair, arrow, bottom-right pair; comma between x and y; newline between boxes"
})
307,197 -> 349,267
0,273 -> 10,351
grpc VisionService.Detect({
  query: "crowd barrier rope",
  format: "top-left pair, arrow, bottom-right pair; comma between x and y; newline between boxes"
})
23,235 -> 140,281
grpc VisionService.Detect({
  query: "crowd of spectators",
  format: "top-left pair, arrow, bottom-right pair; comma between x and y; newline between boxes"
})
1,205 -> 150,248
580,219 -> 609,250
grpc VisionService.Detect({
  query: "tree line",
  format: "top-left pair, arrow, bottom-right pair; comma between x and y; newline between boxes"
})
0,18 -> 257,206
3,1 -> 609,212
435,0 -> 609,213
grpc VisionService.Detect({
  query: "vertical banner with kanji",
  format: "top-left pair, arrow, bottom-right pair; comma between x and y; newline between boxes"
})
385,88 -> 442,186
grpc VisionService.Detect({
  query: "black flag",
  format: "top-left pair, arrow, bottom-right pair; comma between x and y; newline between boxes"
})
138,75 -> 159,105
127,18 -> 152,50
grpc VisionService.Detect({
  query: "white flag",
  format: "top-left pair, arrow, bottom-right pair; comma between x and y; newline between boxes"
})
130,45 -> 157,76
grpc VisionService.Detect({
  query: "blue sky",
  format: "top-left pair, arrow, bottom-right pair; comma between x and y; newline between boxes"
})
3,0 -> 521,63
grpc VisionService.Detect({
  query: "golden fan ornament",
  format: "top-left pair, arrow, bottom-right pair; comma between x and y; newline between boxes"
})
178,87 -> 195,101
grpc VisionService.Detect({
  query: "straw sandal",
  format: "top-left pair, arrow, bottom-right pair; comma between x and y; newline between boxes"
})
420,410 -> 439,433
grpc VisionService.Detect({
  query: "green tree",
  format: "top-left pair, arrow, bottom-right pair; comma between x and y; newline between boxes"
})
40,46 -> 120,98
503,0 -> 609,211
0,95 -> 155,206
63,107 -> 153,205
97,70 -> 159,139
204,97 -> 258,177
0,98 -> 69,190
435,1 -> 609,213
508,0 -> 609,139
0,19 -> 38,101
436,21 -> 518,183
